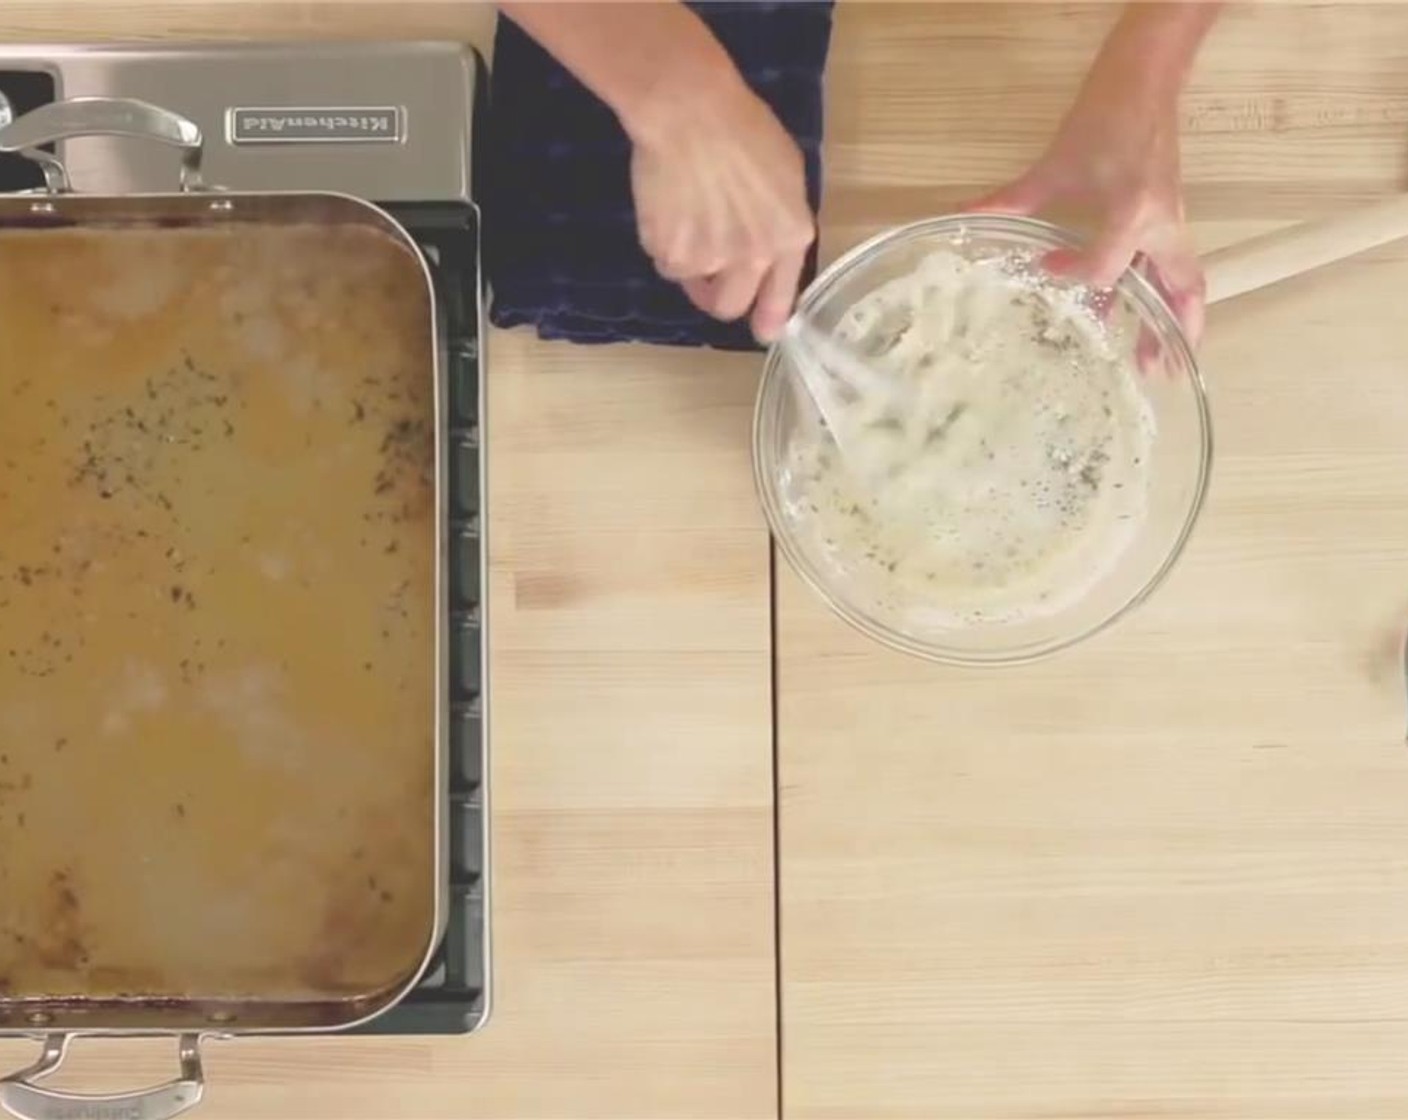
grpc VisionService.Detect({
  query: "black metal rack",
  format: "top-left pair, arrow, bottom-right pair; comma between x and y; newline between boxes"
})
355,202 -> 487,1035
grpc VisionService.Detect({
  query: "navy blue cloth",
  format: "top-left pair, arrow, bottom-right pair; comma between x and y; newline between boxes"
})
485,1 -> 835,352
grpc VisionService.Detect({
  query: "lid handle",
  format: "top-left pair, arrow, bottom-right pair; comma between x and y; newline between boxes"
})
0,97 -> 206,194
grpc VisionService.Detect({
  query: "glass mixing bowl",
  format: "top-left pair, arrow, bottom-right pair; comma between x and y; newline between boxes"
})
752,214 -> 1212,666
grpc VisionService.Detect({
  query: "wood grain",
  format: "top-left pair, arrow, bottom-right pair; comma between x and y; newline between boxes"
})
783,4 -> 1408,1119
0,4 -> 777,1118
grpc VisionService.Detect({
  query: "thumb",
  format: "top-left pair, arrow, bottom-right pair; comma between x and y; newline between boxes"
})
1047,215 -> 1146,289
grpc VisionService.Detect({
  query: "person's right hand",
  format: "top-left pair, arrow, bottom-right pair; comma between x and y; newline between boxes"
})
971,65 -> 1205,347
629,77 -> 815,344
968,3 -> 1223,349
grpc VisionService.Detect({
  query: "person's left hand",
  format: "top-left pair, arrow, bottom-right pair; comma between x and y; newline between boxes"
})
970,73 -> 1205,347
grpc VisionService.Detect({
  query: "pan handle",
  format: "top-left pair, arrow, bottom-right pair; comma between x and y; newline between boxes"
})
1204,194 -> 1408,306
0,97 -> 206,194
0,1033 -> 204,1120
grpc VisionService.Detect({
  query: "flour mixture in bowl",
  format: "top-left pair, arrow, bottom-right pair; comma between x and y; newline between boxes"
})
784,249 -> 1155,627
755,215 -> 1211,664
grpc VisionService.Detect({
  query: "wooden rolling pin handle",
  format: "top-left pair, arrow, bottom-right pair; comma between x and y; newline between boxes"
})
1203,193 -> 1408,306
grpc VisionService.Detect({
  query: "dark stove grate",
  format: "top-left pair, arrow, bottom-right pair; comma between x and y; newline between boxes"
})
352,202 -> 487,1035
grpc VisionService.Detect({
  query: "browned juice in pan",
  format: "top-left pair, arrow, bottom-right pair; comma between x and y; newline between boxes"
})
0,224 -> 437,1005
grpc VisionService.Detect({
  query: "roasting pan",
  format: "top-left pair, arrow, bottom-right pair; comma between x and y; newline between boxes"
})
0,98 -> 447,1119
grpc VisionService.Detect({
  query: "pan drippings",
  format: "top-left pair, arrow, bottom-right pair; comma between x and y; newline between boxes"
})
0,224 -> 437,1004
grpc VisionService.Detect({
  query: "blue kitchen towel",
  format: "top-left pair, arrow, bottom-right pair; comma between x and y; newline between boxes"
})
485,1 -> 835,352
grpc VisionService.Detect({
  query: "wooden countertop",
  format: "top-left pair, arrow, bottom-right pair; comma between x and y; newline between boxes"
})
5,4 -> 1408,1120
784,4 -> 1408,1119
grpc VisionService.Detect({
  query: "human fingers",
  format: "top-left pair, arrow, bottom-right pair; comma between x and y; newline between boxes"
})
680,276 -> 716,316
1060,212 -> 1149,289
698,259 -> 769,323
650,224 -> 729,284
1144,241 -> 1206,347
750,247 -> 808,344
633,163 -> 727,283
1134,325 -> 1164,376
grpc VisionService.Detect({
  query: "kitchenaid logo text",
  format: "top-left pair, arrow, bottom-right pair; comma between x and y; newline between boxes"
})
228,107 -> 402,144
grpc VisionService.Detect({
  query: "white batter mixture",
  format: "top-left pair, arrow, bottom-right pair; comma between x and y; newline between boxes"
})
781,248 -> 1156,628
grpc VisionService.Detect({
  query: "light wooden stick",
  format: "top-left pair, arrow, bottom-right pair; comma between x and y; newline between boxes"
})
1204,193 -> 1408,305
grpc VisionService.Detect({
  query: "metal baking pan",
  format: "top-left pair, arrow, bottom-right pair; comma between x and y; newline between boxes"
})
0,98 -> 447,1119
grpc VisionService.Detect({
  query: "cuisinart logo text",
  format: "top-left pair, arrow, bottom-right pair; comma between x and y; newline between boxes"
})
227,106 -> 403,144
